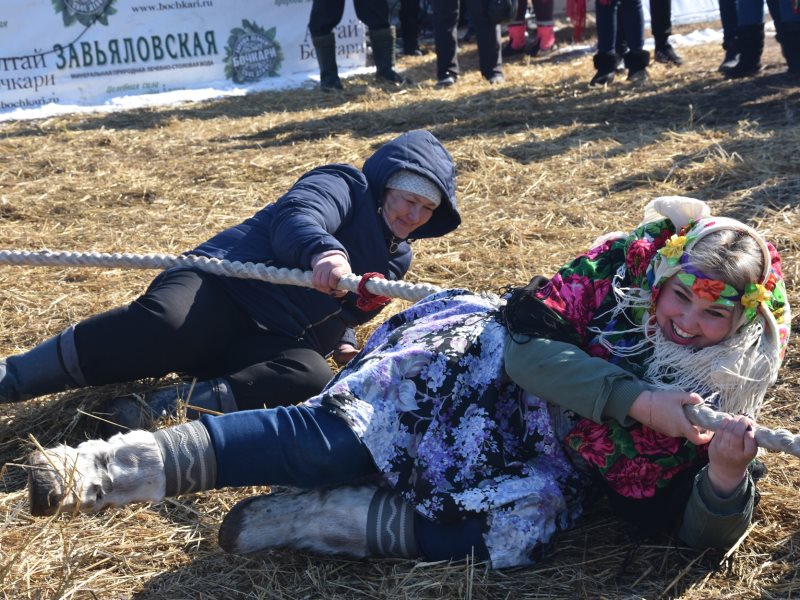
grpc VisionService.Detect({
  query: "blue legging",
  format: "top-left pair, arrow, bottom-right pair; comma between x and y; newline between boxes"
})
200,405 -> 489,561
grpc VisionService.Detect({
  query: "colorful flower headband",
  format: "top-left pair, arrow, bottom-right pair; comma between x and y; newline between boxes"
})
658,227 -> 774,322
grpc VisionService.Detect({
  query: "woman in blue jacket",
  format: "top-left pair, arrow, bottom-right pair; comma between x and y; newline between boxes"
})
0,130 -> 461,430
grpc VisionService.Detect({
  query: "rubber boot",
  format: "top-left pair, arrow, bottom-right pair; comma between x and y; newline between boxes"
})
528,25 -> 556,57
98,378 -> 237,437
502,23 -> 527,57
590,52 -> 620,86
311,33 -> 343,91
723,23 -> 764,79
0,326 -> 85,403
369,26 -> 411,85
624,49 -> 650,83
28,420 -> 216,516
218,486 -> 419,559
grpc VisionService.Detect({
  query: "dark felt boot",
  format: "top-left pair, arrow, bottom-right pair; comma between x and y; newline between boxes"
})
723,24 -> 764,79
590,52 -> 620,86
370,27 -> 411,85
624,49 -> 650,82
778,23 -> 800,74
99,378 -> 237,437
0,327 -> 84,403
312,33 -> 343,91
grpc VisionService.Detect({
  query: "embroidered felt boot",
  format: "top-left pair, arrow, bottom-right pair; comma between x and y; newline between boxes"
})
0,326 -> 85,403
28,420 -> 216,516
589,52 -> 620,86
370,27 -> 411,85
312,33 -> 343,91
98,378 -> 237,437
723,24 -> 764,79
218,486 -> 419,559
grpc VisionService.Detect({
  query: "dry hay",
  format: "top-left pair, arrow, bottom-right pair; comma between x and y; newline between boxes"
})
1,25 -> 799,600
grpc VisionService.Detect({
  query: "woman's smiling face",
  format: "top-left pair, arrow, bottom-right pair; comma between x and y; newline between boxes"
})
381,188 -> 437,239
654,275 -> 737,348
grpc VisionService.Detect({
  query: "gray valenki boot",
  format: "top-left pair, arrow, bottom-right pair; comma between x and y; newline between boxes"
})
369,26 -> 411,85
0,325 -> 86,403
312,32 -> 343,91
218,486 -> 419,559
28,420 -> 216,516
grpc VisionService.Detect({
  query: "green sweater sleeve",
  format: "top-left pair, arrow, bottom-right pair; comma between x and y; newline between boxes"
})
503,336 -> 647,425
678,465 -> 755,548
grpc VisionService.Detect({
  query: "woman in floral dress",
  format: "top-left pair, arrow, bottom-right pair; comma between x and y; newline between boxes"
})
28,197 -> 791,569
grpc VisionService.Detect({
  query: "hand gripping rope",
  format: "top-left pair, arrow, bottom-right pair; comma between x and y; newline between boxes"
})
2,249 -> 800,458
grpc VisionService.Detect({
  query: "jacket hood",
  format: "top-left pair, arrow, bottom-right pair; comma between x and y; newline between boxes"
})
362,130 -> 461,239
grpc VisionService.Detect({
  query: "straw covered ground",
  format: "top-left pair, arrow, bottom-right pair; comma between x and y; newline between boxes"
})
1,26 -> 799,599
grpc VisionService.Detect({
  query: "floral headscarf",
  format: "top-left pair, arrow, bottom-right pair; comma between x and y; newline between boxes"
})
608,197 -> 791,416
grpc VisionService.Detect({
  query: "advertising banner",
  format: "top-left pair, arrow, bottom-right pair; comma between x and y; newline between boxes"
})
0,0 -> 366,116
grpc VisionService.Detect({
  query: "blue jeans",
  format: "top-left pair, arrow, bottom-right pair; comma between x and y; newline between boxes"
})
595,0 -> 645,54
200,405 -> 489,561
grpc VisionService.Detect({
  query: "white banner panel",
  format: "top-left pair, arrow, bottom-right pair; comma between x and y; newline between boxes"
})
0,0 -> 366,115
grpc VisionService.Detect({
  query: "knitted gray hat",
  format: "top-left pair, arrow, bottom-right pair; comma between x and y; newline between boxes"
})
386,170 -> 442,207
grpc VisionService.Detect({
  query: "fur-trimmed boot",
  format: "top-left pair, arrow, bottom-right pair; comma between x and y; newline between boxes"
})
589,52 -> 620,86
27,421 -> 216,516
312,33 -> 343,91
723,23 -> 764,79
218,486 -> 419,559
369,27 -> 411,85
98,378 -> 237,437
0,326 -> 86,403
624,49 -> 650,82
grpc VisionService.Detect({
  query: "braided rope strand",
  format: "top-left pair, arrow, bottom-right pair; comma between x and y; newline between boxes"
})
0,250 -> 441,303
684,403 -> 800,458
3,250 -> 800,457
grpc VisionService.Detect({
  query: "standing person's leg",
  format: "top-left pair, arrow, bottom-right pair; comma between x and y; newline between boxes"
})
432,0 -> 461,85
465,0 -> 503,82
308,0 -> 346,90
591,0 -> 622,84
356,0 -> 410,83
723,0 -> 765,78
621,0 -> 650,81
400,0 -> 424,55
771,0 -> 800,73
528,0 -> 557,56
651,0 -> 683,65
718,0 -> 740,70
502,0 -> 529,57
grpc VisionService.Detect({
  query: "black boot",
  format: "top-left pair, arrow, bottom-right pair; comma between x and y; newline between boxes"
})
312,33 -> 343,91
0,326 -> 85,403
723,23 -> 764,79
624,49 -> 650,82
369,27 -> 411,85
99,378 -> 237,437
590,52 -> 620,86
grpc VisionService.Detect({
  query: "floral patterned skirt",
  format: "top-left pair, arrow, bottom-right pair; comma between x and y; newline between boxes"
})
306,289 -> 586,568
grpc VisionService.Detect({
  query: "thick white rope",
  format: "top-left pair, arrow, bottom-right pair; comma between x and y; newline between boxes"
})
0,249 -> 442,303
684,403 -> 800,458
3,249 -> 800,457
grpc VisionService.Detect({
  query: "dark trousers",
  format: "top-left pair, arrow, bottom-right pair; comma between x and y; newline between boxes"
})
399,0 -> 421,51
308,0 -> 391,37
616,0 -> 668,52
74,270 -> 334,410
596,0 -> 645,54
432,0 -> 502,79
201,405 -> 490,561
